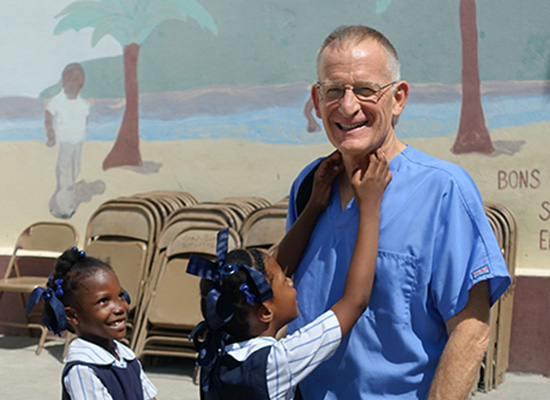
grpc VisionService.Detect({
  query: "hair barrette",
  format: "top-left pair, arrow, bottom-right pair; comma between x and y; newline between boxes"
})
240,283 -> 256,305
71,246 -> 86,258
54,278 -> 64,297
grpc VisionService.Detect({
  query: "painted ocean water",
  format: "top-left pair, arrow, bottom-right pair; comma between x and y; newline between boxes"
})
1,94 -> 548,144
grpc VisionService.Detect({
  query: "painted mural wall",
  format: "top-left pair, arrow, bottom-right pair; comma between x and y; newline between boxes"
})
0,0 -> 549,275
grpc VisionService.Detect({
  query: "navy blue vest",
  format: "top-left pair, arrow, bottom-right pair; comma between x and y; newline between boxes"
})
201,346 -> 271,399
62,358 -> 144,400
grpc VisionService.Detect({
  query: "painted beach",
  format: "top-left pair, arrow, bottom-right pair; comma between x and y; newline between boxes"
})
0,81 -> 549,274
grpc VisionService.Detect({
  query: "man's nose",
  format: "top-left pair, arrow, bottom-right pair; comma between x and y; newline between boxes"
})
338,87 -> 361,116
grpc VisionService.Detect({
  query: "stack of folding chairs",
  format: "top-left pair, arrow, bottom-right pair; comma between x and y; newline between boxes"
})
473,202 -> 517,394
132,225 -> 241,360
131,196 -> 272,360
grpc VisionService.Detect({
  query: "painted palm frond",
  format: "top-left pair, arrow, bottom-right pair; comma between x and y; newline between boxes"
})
162,0 -> 217,34
54,0 -> 217,47
132,2 -> 207,43
90,15 -> 137,46
54,1 -> 124,35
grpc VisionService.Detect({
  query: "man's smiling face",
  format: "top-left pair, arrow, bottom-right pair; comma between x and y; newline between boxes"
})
312,39 -> 400,159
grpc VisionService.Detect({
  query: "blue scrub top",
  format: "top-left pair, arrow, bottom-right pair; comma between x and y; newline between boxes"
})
286,146 -> 511,399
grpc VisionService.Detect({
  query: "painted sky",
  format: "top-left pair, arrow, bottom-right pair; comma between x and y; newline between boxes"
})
1,0 -> 548,98
0,0 -> 121,98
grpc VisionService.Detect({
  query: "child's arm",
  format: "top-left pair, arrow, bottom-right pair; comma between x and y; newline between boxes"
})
276,151 -> 343,277
331,149 -> 391,337
44,110 -> 55,147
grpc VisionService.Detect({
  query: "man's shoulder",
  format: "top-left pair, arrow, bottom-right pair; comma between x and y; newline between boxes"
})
294,157 -> 325,184
290,157 -> 325,217
401,146 -> 473,183
399,146 -> 485,210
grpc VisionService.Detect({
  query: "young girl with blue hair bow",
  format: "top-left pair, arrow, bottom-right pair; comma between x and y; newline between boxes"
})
188,150 -> 391,399
26,247 -> 158,400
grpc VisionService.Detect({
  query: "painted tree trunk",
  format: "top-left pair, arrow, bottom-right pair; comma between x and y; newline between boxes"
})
451,0 -> 495,154
102,43 -> 143,170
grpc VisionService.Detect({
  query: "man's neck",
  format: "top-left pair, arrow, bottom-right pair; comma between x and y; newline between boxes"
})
338,139 -> 406,210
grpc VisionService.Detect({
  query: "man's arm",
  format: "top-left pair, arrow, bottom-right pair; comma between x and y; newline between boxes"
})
428,280 -> 491,400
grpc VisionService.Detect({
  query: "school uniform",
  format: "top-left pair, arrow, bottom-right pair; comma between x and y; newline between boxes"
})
201,310 -> 341,400
62,338 -> 157,400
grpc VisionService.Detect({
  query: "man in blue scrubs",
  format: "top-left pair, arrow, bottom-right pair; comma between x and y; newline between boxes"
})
286,25 -> 511,399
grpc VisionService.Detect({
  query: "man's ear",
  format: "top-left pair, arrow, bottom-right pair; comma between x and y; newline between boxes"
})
65,306 -> 79,327
258,303 -> 274,324
311,86 -> 322,119
391,80 -> 409,118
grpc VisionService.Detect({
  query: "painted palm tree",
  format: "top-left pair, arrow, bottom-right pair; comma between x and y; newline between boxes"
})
376,0 -> 494,154
54,0 -> 217,170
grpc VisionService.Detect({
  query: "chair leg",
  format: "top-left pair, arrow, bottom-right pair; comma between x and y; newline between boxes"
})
35,326 -> 49,355
193,365 -> 200,385
19,292 -> 34,337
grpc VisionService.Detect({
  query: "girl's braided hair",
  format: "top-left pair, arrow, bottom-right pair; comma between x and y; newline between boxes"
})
199,248 -> 270,341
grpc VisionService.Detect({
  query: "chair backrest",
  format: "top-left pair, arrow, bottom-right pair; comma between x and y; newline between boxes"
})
16,222 -> 79,254
146,227 -> 240,328
146,256 -> 203,329
166,226 -> 241,258
165,206 -> 234,230
86,203 -> 156,244
157,219 -> 226,252
3,222 -> 79,279
240,207 -> 288,249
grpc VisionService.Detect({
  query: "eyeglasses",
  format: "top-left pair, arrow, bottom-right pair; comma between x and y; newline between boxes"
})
315,81 -> 397,102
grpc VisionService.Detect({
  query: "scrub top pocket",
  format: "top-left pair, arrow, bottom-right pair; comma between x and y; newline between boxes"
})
364,250 -> 418,326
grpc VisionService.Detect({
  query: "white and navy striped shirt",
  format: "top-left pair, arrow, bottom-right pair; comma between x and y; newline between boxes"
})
63,338 -> 157,400
225,310 -> 341,400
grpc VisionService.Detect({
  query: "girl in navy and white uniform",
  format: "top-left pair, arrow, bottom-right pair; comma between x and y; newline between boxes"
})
26,248 -> 157,400
187,150 -> 391,399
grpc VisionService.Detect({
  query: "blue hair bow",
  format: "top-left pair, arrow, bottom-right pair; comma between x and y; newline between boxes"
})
186,228 -> 273,330
186,228 -> 273,391
25,284 -> 67,336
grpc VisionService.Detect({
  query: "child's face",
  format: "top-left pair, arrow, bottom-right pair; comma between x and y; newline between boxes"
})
263,255 -> 299,329
62,68 -> 84,99
68,268 -> 129,345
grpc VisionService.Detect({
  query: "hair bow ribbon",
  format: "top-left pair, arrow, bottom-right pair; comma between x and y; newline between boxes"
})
186,228 -> 273,331
25,285 -> 67,336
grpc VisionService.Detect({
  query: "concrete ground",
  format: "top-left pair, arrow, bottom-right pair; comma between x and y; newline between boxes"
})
1,334 -> 548,399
